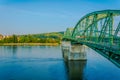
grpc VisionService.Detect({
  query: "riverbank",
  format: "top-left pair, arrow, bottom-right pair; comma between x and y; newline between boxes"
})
0,43 -> 59,46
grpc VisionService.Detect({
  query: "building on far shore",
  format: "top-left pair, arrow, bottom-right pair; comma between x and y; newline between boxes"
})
0,34 -> 3,40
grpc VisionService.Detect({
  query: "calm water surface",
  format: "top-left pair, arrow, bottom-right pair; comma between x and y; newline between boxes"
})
0,46 -> 120,80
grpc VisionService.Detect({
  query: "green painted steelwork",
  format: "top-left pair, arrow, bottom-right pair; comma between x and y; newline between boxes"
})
63,10 -> 120,67
63,28 -> 74,39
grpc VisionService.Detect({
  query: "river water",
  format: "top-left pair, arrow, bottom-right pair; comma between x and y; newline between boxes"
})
0,46 -> 120,80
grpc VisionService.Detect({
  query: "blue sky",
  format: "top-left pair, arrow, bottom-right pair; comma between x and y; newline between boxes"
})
0,0 -> 120,35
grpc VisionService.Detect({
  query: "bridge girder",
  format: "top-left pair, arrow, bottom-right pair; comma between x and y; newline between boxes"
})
63,10 -> 120,49
64,10 -> 120,47
63,28 -> 74,39
63,10 -> 120,67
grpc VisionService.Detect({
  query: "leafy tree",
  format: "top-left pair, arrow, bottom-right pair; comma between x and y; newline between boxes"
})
13,34 -> 18,43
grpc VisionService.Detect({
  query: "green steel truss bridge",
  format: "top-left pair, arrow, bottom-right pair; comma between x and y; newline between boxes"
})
63,10 -> 120,67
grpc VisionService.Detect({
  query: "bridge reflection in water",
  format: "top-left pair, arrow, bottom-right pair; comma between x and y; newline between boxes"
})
64,61 -> 86,80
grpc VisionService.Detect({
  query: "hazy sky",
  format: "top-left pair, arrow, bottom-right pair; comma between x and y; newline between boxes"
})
0,0 -> 120,35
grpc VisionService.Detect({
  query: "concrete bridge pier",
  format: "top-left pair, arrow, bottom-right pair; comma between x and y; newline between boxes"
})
61,41 -> 71,61
61,41 -> 87,61
69,44 -> 87,60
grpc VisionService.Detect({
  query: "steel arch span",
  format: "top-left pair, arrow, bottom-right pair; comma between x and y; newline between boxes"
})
63,10 -> 120,67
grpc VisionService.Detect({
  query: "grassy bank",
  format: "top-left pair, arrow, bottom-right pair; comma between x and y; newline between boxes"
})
0,43 -> 59,46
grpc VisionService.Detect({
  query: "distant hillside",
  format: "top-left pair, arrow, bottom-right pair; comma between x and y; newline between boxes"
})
32,31 -> 64,39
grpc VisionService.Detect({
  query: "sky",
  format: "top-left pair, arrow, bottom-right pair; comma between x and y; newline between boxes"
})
0,0 -> 120,35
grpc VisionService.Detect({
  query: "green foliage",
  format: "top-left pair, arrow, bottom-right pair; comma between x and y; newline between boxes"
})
0,32 -> 64,43
13,34 -> 18,43
2,34 -> 18,43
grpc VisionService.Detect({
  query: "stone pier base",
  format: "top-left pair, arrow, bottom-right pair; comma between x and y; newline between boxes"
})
69,44 -> 87,60
61,41 -> 71,61
61,41 -> 87,61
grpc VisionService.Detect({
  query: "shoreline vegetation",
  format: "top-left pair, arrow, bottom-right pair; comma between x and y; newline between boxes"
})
0,32 -> 64,46
0,43 -> 60,46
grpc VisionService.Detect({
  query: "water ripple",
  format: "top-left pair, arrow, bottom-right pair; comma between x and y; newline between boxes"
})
0,57 -> 63,63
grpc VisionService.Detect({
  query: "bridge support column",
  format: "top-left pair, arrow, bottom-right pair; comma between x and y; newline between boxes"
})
61,41 -> 71,61
69,44 -> 87,60
61,41 -> 87,61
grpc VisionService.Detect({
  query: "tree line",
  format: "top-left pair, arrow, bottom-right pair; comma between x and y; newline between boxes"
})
0,32 -> 63,43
